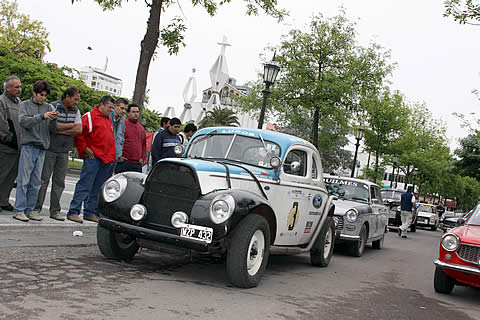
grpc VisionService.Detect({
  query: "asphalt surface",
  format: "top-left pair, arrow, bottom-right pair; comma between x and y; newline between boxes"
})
0,174 -> 479,319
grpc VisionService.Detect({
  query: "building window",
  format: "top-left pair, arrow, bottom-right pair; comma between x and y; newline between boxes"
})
91,81 -> 96,87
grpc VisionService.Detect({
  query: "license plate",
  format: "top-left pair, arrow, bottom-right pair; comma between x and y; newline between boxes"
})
180,224 -> 213,243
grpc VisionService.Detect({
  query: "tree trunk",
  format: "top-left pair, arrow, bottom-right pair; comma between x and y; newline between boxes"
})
132,0 -> 163,111
312,107 -> 319,148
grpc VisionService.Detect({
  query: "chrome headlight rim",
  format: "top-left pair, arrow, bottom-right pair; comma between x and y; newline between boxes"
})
130,204 -> 147,222
174,144 -> 185,156
209,194 -> 235,224
103,174 -> 127,203
345,209 -> 358,223
441,233 -> 459,252
171,211 -> 189,228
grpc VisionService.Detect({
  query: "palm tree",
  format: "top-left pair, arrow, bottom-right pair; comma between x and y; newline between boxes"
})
198,106 -> 240,128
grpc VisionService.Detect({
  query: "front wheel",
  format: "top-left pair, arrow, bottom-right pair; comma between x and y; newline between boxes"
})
97,224 -> 139,261
310,216 -> 335,267
434,267 -> 455,294
431,225 -> 437,231
410,222 -> 417,233
226,214 -> 271,288
348,224 -> 367,257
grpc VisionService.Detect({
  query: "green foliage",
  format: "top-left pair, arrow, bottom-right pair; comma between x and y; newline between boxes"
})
0,45 -> 107,114
455,131 -> 480,179
0,0 -> 51,59
198,106 -> 240,128
444,0 -> 480,25
141,107 -> 162,131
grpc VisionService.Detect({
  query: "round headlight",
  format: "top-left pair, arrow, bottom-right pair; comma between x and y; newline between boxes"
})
174,144 -> 184,156
345,209 -> 358,223
441,234 -> 459,252
130,204 -> 147,221
270,157 -> 282,168
103,175 -> 127,202
210,194 -> 235,224
431,214 -> 437,220
171,211 -> 188,228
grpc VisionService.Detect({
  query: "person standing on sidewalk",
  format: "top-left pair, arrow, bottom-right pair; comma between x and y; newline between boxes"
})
34,87 -> 82,221
0,76 -> 22,213
67,96 -> 115,224
110,98 -> 127,166
13,80 -> 58,222
151,117 -> 182,164
178,123 -> 197,147
115,104 -> 146,174
399,185 -> 417,238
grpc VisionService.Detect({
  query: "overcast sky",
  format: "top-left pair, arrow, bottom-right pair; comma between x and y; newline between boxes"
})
18,0 -> 479,149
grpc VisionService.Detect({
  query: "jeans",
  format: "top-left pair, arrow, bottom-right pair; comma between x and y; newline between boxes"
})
35,150 -> 68,215
0,151 -> 19,206
115,161 -> 142,174
13,145 -> 45,214
67,157 -> 114,218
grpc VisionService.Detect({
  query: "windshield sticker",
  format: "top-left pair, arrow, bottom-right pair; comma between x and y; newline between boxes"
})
313,194 -> 323,209
324,178 -> 358,187
288,189 -> 304,199
219,129 -> 255,136
287,202 -> 299,231
304,221 -> 313,233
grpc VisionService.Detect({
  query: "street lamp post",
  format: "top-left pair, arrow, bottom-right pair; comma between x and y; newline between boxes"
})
257,55 -> 280,129
390,156 -> 398,188
350,126 -> 364,178
412,168 -> 418,192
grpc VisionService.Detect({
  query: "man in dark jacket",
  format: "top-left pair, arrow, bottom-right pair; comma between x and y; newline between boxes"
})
151,117 -> 181,164
399,185 -> 417,238
13,80 -> 58,222
34,87 -> 82,221
0,76 -> 22,212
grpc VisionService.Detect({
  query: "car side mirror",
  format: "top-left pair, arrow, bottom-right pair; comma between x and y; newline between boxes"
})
372,199 -> 380,205
456,218 -> 465,227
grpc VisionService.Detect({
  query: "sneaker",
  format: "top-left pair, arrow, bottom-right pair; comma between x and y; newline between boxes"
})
13,212 -> 29,222
1,204 -> 14,211
27,211 -> 43,221
84,216 -> 99,223
67,214 -> 83,224
50,213 -> 65,221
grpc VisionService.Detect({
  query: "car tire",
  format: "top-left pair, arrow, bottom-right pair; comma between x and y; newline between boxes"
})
434,267 -> 455,294
310,216 -> 335,267
348,224 -> 367,257
410,223 -> 416,233
226,214 -> 270,288
97,224 -> 139,261
372,233 -> 384,250
431,225 -> 437,231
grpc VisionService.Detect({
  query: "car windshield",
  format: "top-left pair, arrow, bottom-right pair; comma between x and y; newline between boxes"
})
381,190 -> 402,201
418,205 -> 435,213
466,205 -> 480,226
187,134 -> 281,169
325,178 -> 369,203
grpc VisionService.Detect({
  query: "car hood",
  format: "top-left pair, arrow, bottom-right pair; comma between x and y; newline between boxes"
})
332,199 -> 371,216
452,225 -> 480,245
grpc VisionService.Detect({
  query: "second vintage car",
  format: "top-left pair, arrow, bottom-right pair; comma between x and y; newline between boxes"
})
416,203 -> 440,231
96,127 -> 337,288
324,175 -> 388,257
380,188 -> 417,232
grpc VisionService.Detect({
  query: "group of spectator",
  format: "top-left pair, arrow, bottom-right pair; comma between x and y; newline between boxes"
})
0,75 -> 197,224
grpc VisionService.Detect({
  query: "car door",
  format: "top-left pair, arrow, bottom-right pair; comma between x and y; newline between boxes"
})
371,186 -> 388,237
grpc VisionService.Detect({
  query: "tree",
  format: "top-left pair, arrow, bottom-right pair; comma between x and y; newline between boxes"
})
238,12 -> 393,172
72,0 -> 286,110
455,131 -> 480,179
198,106 -> 240,128
0,0 -> 51,59
444,0 -> 480,25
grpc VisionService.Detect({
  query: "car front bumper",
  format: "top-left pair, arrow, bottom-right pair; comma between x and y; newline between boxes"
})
434,259 -> 480,276
99,218 -> 210,252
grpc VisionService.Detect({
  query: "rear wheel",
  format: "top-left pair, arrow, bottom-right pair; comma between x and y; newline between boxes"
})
226,214 -> 270,288
348,224 -> 367,257
372,233 -> 384,250
431,225 -> 437,231
97,224 -> 139,261
310,217 -> 335,267
434,267 -> 455,294
410,222 -> 417,233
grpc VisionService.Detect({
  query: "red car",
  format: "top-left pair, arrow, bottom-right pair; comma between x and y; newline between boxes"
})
434,203 -> 480,294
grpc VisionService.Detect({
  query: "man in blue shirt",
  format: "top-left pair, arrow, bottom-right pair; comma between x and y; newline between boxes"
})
110,98 -> 127,163
399,185 -> 417,238
151,117 -> 181,164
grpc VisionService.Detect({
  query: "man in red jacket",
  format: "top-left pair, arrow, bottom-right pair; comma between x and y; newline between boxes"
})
115,103 -> 146,174
67,96 -> 115,223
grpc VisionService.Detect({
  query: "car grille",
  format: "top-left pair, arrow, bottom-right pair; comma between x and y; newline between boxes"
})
334,216 -> 344,231
142,162 -> 201,230
456,244 -> 480,264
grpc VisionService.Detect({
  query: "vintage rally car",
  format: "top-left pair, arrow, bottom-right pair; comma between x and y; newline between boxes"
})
324,175 -> 388,257
96,127 -> 336,288
380,188 -> 417,232
440,211 -> 470,233
434,203 -> 480,294
416,203 -> 439,231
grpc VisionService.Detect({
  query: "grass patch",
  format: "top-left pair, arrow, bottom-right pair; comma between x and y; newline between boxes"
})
68,160 -> 83,169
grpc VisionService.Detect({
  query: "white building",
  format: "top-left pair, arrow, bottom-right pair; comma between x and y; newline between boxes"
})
80,66 -> 123,96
